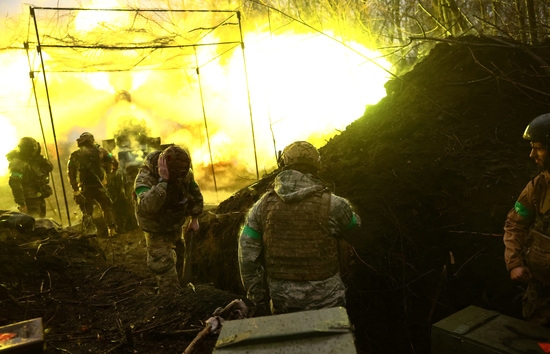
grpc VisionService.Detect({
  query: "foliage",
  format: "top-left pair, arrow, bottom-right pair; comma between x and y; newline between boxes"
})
242,0 -> 550,71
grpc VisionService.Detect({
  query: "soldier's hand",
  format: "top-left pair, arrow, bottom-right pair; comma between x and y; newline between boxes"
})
17,204 -> 27,214
510,266 -> 531,283
158,154 -> 169,181
186,218 -> 199,233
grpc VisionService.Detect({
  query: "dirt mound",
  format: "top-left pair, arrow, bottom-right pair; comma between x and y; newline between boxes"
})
2,35 -> 550,354
0,223 -> 249,353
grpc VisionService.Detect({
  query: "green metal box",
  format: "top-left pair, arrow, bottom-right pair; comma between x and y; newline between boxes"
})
432,305 -> 550,353
214,306 -> 357,353
0,318 -> 44,354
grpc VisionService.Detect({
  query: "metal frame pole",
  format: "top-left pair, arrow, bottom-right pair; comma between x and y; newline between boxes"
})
237,11 -> 260,180
194,47 -> 219,201
24,42 -> 63,223
30,6 -> 72,226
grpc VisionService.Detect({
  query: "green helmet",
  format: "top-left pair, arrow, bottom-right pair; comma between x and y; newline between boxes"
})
280,141 -> 321,171
523,113 -> 550,143
159,146 -> 191,179
18,137 -> 39,157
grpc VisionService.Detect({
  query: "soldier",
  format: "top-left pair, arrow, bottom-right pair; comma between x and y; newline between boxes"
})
504,113 -> 550,326
238,141 -> 361,315
6,137 -> 53,218
67,132 -> 117,236
134,145 -> 204,294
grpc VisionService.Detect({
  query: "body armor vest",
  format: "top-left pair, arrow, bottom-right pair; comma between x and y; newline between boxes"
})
76,146 -> 105,186
262,189 -> 339,281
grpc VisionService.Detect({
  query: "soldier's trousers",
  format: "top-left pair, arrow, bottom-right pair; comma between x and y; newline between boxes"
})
25,197 -> 46,218
144,229 -> 184,293
80,185 -> 116,228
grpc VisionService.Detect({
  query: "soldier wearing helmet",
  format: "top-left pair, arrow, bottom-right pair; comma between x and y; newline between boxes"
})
6,137 -> 53,217
504,113 -> 550,326
67,132 -> 118,236
238,141 -> 361,315
134,145 -> 204,294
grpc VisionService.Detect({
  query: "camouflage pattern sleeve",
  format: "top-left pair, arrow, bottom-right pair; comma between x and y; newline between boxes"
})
8,158 -> 25,206
329,194 -> 361,236
503,179 -> 537,271
134,165 -> 168,214
238,200 -> 268,305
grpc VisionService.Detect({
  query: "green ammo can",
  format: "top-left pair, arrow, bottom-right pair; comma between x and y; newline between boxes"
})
431,305 -> 550,353
0,318 -> 44,353
214,306 -> 357,353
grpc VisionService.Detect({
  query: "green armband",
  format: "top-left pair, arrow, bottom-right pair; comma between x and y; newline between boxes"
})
514,201 -> 531,218
135,186 -> 150,197
242,225 -> 262,239
347,214 -> 359,229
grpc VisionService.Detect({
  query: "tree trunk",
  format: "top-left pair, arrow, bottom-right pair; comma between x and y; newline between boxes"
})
515,0 -> 528,43
526,0 -> 538,44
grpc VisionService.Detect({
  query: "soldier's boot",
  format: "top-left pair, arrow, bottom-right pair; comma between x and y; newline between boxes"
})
155,269 -> 182,295
82,215 -> 97,236
108,225 -> 117,238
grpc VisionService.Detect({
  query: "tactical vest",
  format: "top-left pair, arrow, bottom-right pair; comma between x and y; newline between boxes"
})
76,146 -> 105,186
525,211 -> 550,283
262,189 -> 339,281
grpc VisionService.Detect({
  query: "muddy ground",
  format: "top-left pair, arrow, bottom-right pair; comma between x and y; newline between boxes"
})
2,34 -> 550,354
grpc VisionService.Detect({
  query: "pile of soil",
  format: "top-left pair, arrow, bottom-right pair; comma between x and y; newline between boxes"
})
2,34 -> 550,354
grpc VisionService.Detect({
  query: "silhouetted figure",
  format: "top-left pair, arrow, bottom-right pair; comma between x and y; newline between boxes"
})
67,132 -> 117,236
7,137 -> 53,218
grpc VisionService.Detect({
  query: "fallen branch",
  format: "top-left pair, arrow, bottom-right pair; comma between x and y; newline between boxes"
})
453,248 -> 487,277
48,344 -> 74,353
448,230 -> 503,237
182,322 -> 213,354
182,299 -> 248,354
98,265 -> 117,282
158,328 -> 202,336
18,234 -> 98,248
427,265 -> 447,324
132,317 -> 181,334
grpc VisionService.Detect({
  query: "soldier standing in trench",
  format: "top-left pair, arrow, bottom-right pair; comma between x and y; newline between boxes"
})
504,113 -> 550,326
238,141 -> 361,315
67,132 -> 118,237
134,145 -> 204,294
6,137 -> 53,218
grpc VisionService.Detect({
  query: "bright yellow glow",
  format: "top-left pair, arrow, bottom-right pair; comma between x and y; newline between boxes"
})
74,0 -> 128,33
0,5 -> 392,204
0,115 -> 19,174
187,30 -> 391,171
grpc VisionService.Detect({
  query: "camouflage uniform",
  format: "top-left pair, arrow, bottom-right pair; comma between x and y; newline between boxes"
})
6,138 -> 53,218
134,149 -> 204,293
504,172 -> 550,325
67,133 -> 117,234
238,169 -> 361,314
